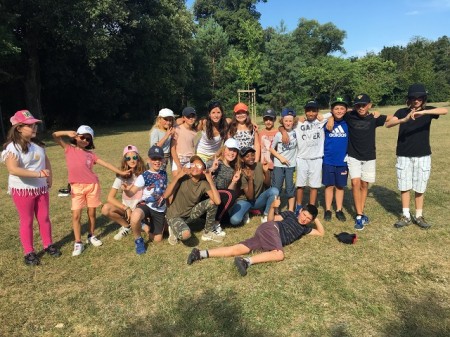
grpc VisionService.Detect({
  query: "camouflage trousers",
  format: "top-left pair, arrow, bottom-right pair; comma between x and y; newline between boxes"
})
167,199 -> 218,239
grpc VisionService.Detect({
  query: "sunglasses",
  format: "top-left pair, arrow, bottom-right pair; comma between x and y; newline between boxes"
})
78,134 -> 92,142
191,163 -> 205,169
125,156 -> 138,161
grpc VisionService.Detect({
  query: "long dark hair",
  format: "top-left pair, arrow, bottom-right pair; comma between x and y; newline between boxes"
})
2,124 -> 44,154
206,101 -> 228,140
227,112 -> 253,138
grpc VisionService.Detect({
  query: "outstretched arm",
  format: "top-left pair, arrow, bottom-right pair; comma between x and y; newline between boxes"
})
96,158 -> 131,176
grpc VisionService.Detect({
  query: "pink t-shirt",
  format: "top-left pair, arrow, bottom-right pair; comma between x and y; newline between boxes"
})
65,145 -> 99,184
173,125 -> 197,162
259,129 -> 278,169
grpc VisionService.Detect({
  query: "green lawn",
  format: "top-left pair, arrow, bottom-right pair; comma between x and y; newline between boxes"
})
1,103 -> 449,337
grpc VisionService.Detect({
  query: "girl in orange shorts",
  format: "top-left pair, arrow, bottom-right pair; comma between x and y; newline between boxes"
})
53,126 -> 131,256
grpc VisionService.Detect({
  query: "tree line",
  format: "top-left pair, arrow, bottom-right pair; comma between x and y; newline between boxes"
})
1,0 -> 449,130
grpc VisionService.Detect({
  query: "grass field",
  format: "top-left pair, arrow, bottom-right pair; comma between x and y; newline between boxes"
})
1,103 -> 449,337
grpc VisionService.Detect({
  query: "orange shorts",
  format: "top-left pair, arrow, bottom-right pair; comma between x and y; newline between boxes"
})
70,183 -> 102,210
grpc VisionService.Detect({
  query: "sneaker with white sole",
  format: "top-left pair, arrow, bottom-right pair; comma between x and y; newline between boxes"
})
261,215 -> 268,223
72,242 -> 84,256
86,235 -> 103,247
243,213 -> 250,224
212,223 -> 226,237
201,230 -> 224,243
168,226 -> 178,245
114,226 -> 131,240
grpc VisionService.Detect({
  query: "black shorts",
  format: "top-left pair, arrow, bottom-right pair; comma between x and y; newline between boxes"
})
136,204 -> 165,234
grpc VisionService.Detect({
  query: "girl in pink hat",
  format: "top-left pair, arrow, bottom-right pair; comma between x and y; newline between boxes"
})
1,110 -> 61,265
101,145 -> 146,240
52,126 -> 131,256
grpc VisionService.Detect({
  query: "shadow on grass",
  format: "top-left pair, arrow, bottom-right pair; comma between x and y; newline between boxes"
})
383,291 -> 450,337
370,185 -> 401,217
112,289 -> 276,337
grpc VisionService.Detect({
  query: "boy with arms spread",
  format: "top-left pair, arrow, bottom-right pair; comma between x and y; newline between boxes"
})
165,155 -> 222,244
386,83 -> 447,229
187,197 -> 324,276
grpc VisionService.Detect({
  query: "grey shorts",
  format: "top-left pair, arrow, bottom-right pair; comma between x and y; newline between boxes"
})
240,221 -> 283,252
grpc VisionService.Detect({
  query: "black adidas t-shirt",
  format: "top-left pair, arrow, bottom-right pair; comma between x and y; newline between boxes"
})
394,106 -> 439,157
345,111 -> 387,161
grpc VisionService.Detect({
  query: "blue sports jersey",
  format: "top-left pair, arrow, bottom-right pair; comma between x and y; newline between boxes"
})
323,119 -> 348,166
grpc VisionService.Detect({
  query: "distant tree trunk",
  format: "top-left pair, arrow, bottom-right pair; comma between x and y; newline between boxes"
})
23,34 -> 45,129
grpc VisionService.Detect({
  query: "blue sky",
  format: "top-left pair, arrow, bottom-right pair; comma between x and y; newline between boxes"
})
186,0 -> 450,57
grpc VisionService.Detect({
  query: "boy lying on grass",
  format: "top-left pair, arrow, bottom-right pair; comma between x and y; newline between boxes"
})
187,196 -> 325,276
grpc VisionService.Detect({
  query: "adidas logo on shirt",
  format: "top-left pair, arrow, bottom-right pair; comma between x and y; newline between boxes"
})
329,125 -> 347,137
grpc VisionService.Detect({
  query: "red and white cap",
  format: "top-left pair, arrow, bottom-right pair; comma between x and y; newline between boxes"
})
10,110 -> 42,125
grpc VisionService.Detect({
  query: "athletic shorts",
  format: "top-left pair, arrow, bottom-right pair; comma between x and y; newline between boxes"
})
322,164 -> 348,187
296,158 -> 322,188
71,183 -> 102,210
136,204 -> 165,234
396,156 -> 431,193
347,156 -> 376,183
240,221 -> 283,252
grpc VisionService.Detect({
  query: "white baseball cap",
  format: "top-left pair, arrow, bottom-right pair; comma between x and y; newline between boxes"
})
158,108 -> 175,118
77,125 -> 94,138
224,138 -> 240,150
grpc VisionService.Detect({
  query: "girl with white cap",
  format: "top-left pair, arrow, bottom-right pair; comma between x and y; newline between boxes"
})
53,126 -> 131,256
149,108 -> 176,170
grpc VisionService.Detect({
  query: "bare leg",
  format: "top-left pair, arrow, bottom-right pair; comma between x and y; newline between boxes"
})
72,209 -> 82,242
248,250 -> 284,265
296,187 -> 304,206
324,185 -> 334,211
351,178 -> 363,215
208,244 -> 251,258
360,181 -> 369,213
130,208 -> 145,239
309,188 -> 318,205
414,192 -> 424,210
87,207 -> 96,235
335,186 -> 344,210
101,203 -> 128,227
287,197 -> 295,211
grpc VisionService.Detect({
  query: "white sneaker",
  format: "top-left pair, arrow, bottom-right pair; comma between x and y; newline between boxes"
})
168,226 -> 178,245
243,213 -> 250,224
114,226 -> 131,240
212,223 -> 226,237
261,215 -> 268,223
86,235 -> 103,247
201,230 -> 224,243
72,242 -> 84,256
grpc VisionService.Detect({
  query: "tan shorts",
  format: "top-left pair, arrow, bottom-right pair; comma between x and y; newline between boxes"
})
71,183 -> 102,210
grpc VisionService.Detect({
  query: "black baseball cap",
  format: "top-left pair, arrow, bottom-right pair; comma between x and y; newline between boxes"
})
353,94 -> 371,105
240,147 -> 256,157
263,109 -> 276,119
331,97 -> 349,108
304,101 -> 319,109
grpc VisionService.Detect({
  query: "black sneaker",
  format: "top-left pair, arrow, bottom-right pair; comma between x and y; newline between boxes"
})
394,215 -> 412,228
187,248 -> 201,265
45,244 -> 62,257
412,215 -> 431,229
324,210 -> 332,221
234,257 -> 249,276
24,252 -> 40,266
335,210 -> 346,222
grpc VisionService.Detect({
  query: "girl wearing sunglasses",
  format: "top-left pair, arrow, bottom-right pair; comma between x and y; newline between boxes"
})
101,145 -> 146,241
52,126 -> 132,257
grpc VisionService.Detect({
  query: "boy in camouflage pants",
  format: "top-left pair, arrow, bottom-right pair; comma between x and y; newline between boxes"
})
164,155 -> 222,244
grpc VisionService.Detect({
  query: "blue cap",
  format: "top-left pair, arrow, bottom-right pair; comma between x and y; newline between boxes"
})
148,145 -> 164,159
281,108 -> 296,117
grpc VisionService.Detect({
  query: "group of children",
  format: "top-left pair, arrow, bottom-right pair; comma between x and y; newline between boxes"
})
2,83 -> 447,276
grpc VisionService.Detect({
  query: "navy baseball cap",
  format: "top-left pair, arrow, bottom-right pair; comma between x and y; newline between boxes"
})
240,147 -> 256,157
281,108 -> 296,117
148,145 -> 164,159
182,107 -> 196,117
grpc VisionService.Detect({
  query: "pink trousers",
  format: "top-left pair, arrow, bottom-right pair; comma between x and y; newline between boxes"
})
12,191 -> 53,255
